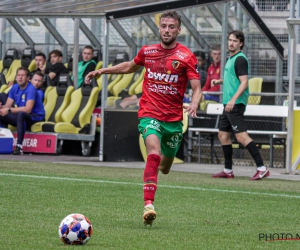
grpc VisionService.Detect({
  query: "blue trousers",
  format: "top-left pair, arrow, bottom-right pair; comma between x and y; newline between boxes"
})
0,112 -> 41,145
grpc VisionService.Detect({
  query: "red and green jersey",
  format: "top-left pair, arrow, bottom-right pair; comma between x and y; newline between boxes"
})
134,43 -> 199,122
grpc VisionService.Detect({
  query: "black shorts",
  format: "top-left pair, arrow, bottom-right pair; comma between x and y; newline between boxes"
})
219,104 -> 247,134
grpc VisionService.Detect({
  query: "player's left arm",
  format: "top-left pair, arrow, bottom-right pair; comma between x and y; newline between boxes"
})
184,79 -> 202,118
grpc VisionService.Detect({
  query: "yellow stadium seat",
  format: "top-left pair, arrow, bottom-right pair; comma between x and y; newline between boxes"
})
248,77 -> 263,105
5,59 -> 21,83
31,75 -> 74,132
128,68 -> 145,96
95,61 -> 103,70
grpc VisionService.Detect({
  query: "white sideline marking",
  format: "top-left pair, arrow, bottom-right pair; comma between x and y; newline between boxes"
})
1,172 -> 300,199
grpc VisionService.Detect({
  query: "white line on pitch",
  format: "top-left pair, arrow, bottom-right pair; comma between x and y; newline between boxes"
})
1,172 -> 299,199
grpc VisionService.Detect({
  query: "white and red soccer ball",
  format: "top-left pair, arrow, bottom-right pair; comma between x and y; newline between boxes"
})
58,213 -> 93,245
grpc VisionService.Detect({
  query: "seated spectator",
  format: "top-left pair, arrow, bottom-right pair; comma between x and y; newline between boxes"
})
30,71 -> 45,102
75,45 -> 97,88
41,49 -> 68,85
0,67 -> 45,155
0,71 -> 45,106
184,50 -> 208,103
30,52 -> 47,79
193,50 -> 207,88
200,44 -> 221,110
202,44 -> 221,101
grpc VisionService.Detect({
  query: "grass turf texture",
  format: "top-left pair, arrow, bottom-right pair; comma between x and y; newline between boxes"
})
1,160 -> 300,250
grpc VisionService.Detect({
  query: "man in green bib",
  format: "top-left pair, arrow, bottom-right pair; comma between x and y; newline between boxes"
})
77,46 -> 97,88
210,30 -> 269,181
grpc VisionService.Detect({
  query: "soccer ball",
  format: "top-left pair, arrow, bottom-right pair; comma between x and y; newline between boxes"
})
58,213 -> 93,245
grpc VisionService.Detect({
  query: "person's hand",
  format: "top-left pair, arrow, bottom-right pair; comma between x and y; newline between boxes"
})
85,70 -> 101,84
39,63 -> 46,73
0,107 -> 8,116
183,103 -> 198,118
211,79 -> 219,88
225,100 -> 235,112
0,102 -> 2,109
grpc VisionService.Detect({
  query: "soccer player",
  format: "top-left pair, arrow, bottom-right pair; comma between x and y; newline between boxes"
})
211,30 -> 269,180
85,10 -> 202,226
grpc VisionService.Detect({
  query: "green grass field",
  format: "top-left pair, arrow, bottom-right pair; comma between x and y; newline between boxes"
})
1,160 -> 300,250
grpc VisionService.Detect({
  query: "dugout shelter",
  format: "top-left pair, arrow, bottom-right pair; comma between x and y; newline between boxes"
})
0,0 -> 299,173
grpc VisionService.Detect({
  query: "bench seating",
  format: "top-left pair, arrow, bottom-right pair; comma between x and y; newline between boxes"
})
187,104 -> 288,167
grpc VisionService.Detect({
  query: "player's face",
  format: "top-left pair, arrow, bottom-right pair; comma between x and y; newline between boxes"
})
228,34 -> 243,54
211,50 -> 221,64
16,70 -> 29,88
196,56 -> 205,68
82,48 -> 94,62
31,74 -> 43,89
159,17 -> 181,48
35,56 -> 46,69
50,53 -> 62,65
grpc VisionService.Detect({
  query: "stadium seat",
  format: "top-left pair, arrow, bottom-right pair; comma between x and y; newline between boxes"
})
31,74 -> 74,132
0,73 -> 8,93
21,47 -> 36,69
1,48 -> 19,76
41,80 -> 99,134
92,49 -> 102,62
248,77 -> 263,105
5,59 -> 21,83
96,63 -> 113,91
107,73 -> 135,106
139,108 -> 189,164
128,67 -> 145,96
95,61 -> 103,70
41,74 -> 54,105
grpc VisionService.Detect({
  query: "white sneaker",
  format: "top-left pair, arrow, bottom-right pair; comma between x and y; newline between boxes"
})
143,204 -> 156,226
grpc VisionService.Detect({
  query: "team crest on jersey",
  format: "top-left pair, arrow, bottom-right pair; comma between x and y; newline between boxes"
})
172,60 -> 180,69
22,94 -> 25,101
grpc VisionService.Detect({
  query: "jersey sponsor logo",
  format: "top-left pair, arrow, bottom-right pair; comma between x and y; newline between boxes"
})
166,134 -> 182,148
145,59 -> 155,63
144,49 -> 158,55
175,50 -> 188,60
145,120 -> 161,132
172,60 -> 180,69
147,68 -> 178,83
22,94 -> 25,102
148,82 -> 178,95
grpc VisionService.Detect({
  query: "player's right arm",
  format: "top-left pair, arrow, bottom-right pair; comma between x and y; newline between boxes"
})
85,60 -> 142,83
211,79 -> 223,87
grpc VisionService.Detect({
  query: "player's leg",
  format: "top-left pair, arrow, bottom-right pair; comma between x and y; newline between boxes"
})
230,104 -> 269,180
212,112 -> 234,178
159,121 -> 183,174
139,118 -> 162,226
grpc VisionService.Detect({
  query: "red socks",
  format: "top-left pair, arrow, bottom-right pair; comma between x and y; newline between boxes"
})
143,154 -> 161,205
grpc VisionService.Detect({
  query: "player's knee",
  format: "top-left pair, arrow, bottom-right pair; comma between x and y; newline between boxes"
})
159,165 -> 171,174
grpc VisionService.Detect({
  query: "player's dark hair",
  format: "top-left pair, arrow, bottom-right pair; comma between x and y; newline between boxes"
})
35,52 -> 46,60
32,71 -> 44,78
160,10 -> 181,27
193,51 -> 206,60
49,49 -> 63,59
228,30 -> 245,50
16,66 -> 30,77
83,45 -> 94,52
